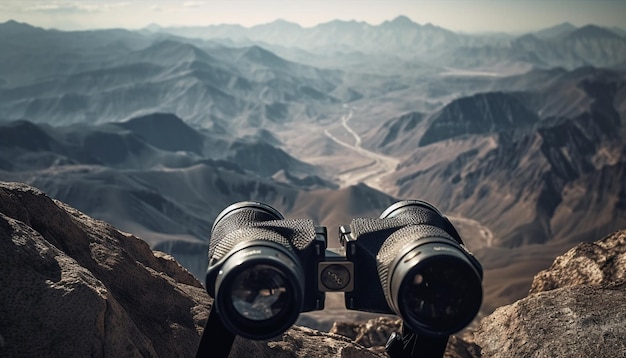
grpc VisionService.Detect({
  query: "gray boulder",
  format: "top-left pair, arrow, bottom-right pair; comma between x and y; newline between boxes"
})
329,317 -> 481,358
530,230 -> 626,293
228,327 -> 385,357
475,230 -> 626,357
0,181 -> 211,357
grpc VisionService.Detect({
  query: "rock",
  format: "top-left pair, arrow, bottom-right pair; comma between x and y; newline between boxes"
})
228,326 -> 385,357
329,317 -> 481,358
330,317 -> 401,348
530,230 -> 626,293
0,181 -> 211,357
475,283 -> 626,357
475,230 -> 626,357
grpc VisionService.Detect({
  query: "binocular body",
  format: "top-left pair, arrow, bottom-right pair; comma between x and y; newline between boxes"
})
205,201 -> 483,340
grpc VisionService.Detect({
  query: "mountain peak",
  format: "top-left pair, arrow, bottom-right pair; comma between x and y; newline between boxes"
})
253,18 -> 302,31
0,19 -> 42,33
2,19 -> 29,27
533,22 -> 577,39
419,92 -> 539,146
118,113 -> 204,154
567,24 -> 622,40
239,45 -> 289,68
141,40 -> 214,64
383,15 -> 417,28
270,18 -> 301,27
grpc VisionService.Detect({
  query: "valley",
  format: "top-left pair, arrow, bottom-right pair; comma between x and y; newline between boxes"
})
323,105 -> 400,191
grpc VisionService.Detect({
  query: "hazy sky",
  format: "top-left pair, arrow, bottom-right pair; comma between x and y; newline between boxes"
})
1,0 -> 625,33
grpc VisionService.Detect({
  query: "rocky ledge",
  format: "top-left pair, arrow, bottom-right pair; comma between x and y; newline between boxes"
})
474,230 -> 626,357
1,181 -> 625,357
0,182 -> 210,357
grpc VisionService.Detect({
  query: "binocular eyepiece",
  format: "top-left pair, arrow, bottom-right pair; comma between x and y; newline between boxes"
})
205,201 -> 482,340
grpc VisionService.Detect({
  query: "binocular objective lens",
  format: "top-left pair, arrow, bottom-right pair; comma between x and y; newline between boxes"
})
400,259 -> 482,333
230,264 -> 290,321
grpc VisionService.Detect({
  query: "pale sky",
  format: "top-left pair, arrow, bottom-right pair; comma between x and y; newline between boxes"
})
1,0 -> 625,34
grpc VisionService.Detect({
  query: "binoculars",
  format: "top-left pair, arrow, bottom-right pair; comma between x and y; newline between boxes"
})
204,200 -> 483,340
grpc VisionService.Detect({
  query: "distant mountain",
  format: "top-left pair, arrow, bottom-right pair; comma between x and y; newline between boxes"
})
511,25 -> 626,69
0,24 -> 345,129
447,27 -> 626,71
0,111 -> 365,278
117,113 -> 205,154
419,92 -> 540,146
149,16 -> 467,59
566,24 -> 623,41
0,138 -> 392,280
0,20 -> 150,87
364,111 -> 425,154
611,26 -> 626,37
0,113 -> 329,177
532,22 -> 577,39
146,17 -> 626,71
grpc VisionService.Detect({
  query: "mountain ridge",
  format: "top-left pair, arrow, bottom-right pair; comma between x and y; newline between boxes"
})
138,17 -> 626,71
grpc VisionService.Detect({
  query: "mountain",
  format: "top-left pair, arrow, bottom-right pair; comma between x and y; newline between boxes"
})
532,22 -> 577,39
0,156 -> 396,278
0,112 -> 398,278
0,23 -> 344,129
511,25 -> 626,69
566,24 -> 623,41
611,26 -> 626,37
377,68 -> 626,250
364,111 -> 425,154
443,24 -> 626,71
117,113 -> 205,154
154,16 -> 464,58
419,92 -> 540,146
0,21 -> 149,87
146,17 -> 626,72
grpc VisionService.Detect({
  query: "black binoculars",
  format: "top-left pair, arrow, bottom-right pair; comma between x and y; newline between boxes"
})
204,200 -> 483,341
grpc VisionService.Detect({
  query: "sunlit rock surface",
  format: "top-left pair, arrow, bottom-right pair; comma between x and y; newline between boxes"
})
475,230 -> 626,357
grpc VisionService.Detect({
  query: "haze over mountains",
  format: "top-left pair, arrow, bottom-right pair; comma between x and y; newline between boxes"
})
146,17 -> 626,72
1,17 -> 625,317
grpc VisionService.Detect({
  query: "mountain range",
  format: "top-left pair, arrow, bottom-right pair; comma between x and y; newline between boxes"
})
145,17 -> 626,71
1,18 -> 625,317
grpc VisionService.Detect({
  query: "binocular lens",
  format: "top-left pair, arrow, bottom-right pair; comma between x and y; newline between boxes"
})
214,244 -> 304,340
400,257 -> 482,334
231,264 -> 290,321
392,247 -> 482,335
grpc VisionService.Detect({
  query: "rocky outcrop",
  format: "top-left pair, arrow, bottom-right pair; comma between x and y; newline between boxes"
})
329,317 -> 481,358
0,181 -> 211,357
228,327 -> 385,358
529,230 -> 626,293
474,230 -> 626,357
